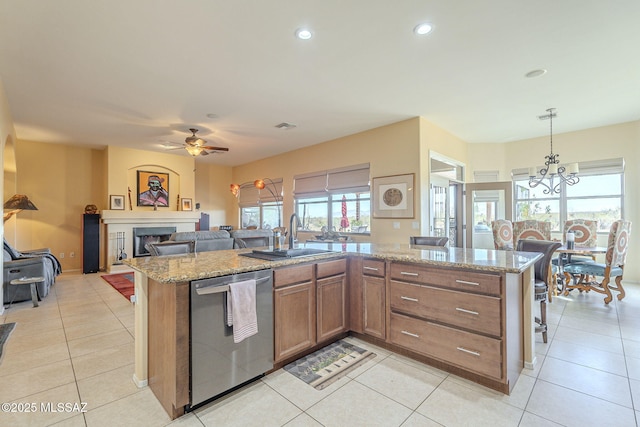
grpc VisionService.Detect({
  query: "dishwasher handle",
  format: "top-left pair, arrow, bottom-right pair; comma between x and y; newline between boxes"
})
195,275 -> 271,296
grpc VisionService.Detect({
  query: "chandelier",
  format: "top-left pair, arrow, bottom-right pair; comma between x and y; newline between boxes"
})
528,108 -> 579,194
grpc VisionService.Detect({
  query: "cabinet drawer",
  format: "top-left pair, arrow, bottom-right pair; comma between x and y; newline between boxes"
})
390,281 -> 502,337
274,264 -> 314,288
390,263 -> 501,296
362,259 -> 385,277
316,258 -> 347,279
390,313 -> 502,380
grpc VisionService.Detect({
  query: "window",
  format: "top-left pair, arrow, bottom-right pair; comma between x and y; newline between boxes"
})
238,178 -> 283,229
296,193 -> 371,233
512,158 -> 625,233
294,164 -> 371,234
240,203 -> 281,229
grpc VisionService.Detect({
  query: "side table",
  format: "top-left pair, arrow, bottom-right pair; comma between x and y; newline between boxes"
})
9,276 -> 45,307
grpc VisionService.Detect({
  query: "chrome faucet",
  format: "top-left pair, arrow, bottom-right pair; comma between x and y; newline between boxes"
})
289,213 -> 301,248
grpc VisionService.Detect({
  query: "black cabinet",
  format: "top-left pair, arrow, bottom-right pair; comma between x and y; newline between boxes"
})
83,214 -> 100,273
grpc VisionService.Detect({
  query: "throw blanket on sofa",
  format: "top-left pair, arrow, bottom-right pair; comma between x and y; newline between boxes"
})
3,240 -> 62,276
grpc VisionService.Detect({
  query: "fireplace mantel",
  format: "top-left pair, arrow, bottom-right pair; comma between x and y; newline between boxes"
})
101,210 -> 201,273
101,210 -> 201,224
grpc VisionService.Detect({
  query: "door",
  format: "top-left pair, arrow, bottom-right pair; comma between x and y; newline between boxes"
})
430,177 -> 463,247
430,176 -> 448,239
465,182 -> 513,249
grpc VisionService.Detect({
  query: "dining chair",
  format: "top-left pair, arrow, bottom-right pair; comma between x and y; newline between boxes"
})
563,220 -> 632,304
491,219 -> 514,250
564,219 -> 599,247
409,236 -> 449,247
516,239 -> 562,343
512,220 -> 552,245
558,219 -> 599,286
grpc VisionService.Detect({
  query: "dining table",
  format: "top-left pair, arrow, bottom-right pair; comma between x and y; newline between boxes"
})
553,245 -> 608,297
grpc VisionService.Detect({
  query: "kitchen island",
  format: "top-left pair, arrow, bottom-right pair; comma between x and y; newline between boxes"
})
125,243 -> 541,419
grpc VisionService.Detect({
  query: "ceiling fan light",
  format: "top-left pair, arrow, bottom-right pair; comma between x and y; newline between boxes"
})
185,145 -> 203,156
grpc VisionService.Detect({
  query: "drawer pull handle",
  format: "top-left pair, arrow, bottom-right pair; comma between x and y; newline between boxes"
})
363,266 -> 379,271
401,296 -> 419,302
455,307 -> 479,316
455,279 -> 480,286
457,347 -> 481,357
400,271 -> 419,277
401,330 -> 420,338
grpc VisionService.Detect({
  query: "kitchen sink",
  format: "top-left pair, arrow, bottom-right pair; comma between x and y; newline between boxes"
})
240,248 -> 336,261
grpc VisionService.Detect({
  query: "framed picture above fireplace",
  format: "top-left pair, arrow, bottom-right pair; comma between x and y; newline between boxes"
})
181,198 -> 192,211
137,170 -> 169,207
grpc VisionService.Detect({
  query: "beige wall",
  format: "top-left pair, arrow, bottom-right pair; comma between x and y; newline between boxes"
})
0,78 -> 17,310
419,117 -> 469,235
13,141 -> 105,272
106,146 -> 197,211
232,118 -> 421,243
194,162 -> 234,228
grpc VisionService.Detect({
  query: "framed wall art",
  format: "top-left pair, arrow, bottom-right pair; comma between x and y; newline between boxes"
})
137,170 -> 169,207
372,173 -> 414,218
110,195 -> 125,210
181,198 -> 193,211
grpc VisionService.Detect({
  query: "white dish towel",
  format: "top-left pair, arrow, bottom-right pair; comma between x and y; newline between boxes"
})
226,279 -> 258,343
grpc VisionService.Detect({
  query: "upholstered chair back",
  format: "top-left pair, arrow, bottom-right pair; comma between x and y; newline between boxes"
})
513,220 -> 551,246
516,239 -> 562,287
605,220 -> 632,268
564,219 -> 598,246
491,220 -> 514,250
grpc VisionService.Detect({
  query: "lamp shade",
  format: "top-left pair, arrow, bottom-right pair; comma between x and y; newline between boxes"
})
185,145 -> 203,156
3,194 -> 38,211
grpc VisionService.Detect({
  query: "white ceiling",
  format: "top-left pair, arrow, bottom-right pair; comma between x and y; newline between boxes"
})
1,0 -> 639,167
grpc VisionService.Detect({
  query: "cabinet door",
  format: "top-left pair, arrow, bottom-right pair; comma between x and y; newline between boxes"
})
274,281 -> 316,362
317,274 -> 347,342
363,275 -> 386,339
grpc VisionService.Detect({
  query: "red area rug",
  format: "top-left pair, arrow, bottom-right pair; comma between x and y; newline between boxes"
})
101,273 -> 134,301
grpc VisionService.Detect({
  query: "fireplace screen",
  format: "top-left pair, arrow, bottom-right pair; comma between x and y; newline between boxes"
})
133,227 -> 177,257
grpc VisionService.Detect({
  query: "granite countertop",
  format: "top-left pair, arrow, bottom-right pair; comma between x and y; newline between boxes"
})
124,242 -> 541,284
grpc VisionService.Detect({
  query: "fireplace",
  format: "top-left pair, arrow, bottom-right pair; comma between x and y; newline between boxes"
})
133,227 -> 177,257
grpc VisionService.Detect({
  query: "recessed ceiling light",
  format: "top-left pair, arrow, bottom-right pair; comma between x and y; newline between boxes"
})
206,113 -> 218,119
295,28 -> 313,40
414,23 -> 433,35
525,69 -> 547,78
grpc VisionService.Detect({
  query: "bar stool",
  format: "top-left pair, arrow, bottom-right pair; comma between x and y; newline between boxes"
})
516,239 -> 562,343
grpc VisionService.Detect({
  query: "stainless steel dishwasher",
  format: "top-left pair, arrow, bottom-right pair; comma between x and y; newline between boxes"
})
190,269 -> 274,407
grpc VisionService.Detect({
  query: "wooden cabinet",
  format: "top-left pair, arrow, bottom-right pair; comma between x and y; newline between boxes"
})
388,262 -> 515,386
274,258 -> 348,363
317,259 -> 348,342
274,264 -> 316,362
362,259 -> 386,339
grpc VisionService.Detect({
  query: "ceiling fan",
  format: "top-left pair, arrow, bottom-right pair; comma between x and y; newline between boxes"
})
180,128 -> 229,156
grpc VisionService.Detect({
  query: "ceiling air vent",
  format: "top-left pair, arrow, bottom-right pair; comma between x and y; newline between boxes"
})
275,122 -> 297,130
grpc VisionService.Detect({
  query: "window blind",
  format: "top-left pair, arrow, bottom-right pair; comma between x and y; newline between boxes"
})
294,163 -> 370,196
238,178 -> 283,207
326,163 -> 370,193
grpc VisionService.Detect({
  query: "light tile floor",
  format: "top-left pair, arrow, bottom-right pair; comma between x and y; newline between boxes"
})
2,272 -> 640,426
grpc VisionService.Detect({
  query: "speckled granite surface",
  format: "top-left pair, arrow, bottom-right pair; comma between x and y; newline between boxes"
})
124,242 -> 541,283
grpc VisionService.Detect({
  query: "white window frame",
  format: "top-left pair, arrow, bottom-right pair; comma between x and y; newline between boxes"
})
512,158 -> 625,234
